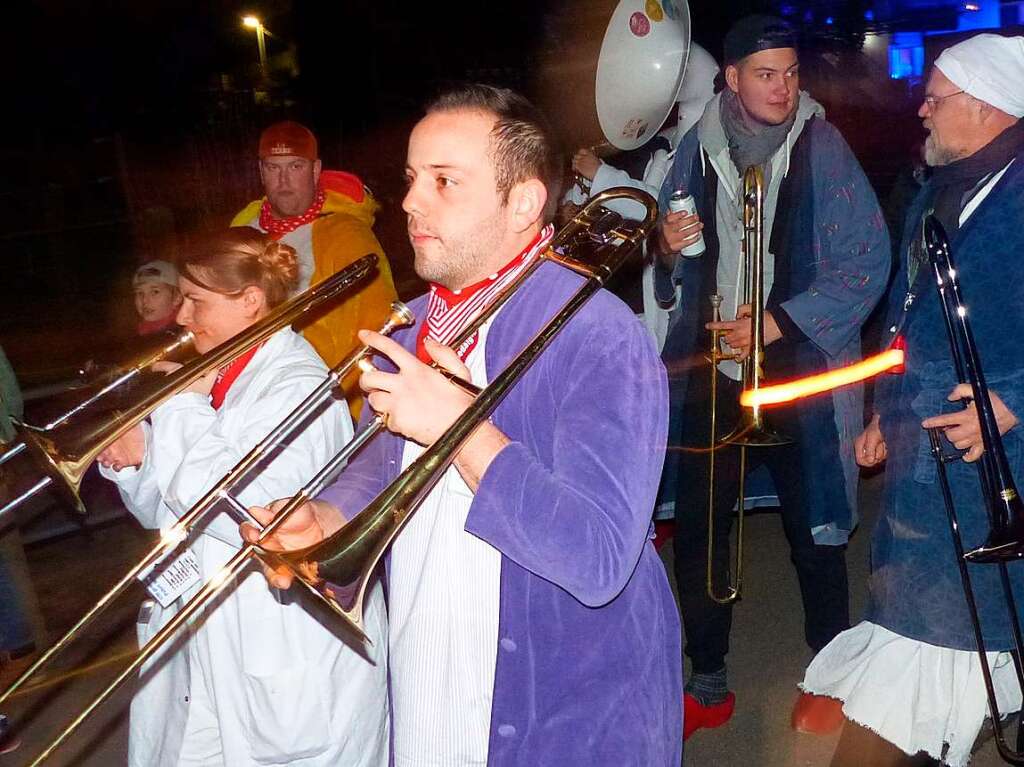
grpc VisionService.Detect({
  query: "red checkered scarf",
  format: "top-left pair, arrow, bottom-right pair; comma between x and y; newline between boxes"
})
416,225 -> 554,362
258,188 -> 326,238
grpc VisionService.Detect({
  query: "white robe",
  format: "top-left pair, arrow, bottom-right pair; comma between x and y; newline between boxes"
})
102,328 -> 388,767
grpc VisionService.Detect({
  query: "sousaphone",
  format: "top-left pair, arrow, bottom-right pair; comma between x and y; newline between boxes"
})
537,0 -> 692,155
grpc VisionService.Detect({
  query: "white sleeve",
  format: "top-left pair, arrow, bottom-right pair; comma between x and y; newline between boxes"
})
159,372 -> 349,548
587,163 -> 661,221
99,420 -> 181,531
643,148 -> 676,199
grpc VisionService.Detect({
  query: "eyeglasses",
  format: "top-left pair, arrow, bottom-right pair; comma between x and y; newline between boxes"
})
922,90 -> 966,109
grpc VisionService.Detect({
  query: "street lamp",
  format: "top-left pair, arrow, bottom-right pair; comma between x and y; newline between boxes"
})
242,15 -> 267,74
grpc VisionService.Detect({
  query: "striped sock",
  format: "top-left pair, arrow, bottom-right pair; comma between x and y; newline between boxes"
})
685,667 -> 729,706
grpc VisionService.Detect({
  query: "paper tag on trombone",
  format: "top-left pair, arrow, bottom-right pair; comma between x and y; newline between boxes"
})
139,548 -> 202,608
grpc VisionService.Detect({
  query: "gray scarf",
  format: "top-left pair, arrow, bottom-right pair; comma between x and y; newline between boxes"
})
720,88 -> 798,173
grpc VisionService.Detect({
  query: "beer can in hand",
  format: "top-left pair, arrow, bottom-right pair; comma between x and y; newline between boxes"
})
668,190 -> 706,258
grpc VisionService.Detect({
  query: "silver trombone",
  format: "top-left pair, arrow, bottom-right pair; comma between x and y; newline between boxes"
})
924,214 -> 1024,765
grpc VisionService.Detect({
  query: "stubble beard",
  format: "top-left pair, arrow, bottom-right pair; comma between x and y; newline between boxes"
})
412,211 -> 506,290
268,189 -> 313,218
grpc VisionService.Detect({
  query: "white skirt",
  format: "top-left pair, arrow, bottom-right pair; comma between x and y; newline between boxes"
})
801,621 -> 1022,766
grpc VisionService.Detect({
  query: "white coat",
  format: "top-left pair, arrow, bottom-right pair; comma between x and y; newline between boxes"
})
102,328 -> 388,767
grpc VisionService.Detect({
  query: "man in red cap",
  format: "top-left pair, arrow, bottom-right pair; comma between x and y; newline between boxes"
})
233,120 -> 397,408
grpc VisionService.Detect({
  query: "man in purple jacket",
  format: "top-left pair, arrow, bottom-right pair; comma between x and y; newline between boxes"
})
247,84 -> 681,765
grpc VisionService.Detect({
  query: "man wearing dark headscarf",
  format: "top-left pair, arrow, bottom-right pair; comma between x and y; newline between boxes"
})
653,14 -> 890,739
802,33 -> 1024,767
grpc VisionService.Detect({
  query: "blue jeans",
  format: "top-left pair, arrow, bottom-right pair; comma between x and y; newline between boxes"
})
0,529 -> 34,653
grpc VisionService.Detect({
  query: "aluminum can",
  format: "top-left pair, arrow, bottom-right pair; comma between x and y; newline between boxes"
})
668,190 -> 706,257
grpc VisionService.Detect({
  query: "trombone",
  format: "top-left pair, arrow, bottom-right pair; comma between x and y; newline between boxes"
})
0,330 -> 195,513
269,187 -> 657,637
923,215 -> 1024,764
18,188 -> 657,765
0,299 -> 413,710
706,166 -> 790,605
0,255 -> 377,525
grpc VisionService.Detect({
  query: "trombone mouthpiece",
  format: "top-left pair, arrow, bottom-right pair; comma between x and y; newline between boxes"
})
386,302 -> 416,333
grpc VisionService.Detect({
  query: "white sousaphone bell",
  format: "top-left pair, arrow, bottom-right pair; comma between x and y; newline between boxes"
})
538,0 -> 692,155
596,0 -> 692,151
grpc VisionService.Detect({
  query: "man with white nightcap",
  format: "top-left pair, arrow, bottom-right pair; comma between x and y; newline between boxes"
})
800,33 -> 1024,766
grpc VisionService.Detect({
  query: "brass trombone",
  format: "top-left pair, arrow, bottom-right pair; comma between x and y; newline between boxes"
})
19,188 -> 657,766
270,187 -> 657,637
705,166 -> 790,604
0,330 -> 195,514
0,299 -> 411,709
0,255 -> 377,525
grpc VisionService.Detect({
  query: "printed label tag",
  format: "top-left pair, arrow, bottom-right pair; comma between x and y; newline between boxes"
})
141,547 -> 201,608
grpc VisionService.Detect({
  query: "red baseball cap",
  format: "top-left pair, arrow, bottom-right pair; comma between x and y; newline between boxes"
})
258,121 -> 318,160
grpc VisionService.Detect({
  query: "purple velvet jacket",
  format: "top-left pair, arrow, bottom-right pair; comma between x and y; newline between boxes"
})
319,259 -> 682,765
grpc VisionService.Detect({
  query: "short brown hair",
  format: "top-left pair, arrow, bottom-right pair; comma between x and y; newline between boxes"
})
178,228 -> 299,308
426,84 -> 563,222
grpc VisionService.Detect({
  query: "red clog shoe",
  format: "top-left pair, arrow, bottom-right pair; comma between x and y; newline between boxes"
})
791,692 -> 845,735
683,691 -> 736,740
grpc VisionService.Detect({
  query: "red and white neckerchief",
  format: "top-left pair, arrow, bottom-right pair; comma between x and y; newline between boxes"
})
210,343 -> 264,409
416,225 -> 554,363
258,188 -> 326,238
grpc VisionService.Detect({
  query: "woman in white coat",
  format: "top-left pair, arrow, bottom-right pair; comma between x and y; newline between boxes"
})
98,228 -> 388,767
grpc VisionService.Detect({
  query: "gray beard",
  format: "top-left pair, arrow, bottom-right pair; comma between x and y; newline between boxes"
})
924,134 -> 964,167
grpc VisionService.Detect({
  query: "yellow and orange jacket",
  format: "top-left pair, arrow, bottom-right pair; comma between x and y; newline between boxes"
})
232,170 -> 398,416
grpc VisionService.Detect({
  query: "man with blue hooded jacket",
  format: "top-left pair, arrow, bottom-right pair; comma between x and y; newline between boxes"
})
652,15 -> 890,738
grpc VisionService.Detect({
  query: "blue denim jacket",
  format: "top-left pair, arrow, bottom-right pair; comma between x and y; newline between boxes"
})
657,112 -> 890,541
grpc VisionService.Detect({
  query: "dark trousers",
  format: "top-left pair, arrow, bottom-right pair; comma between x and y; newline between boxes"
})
673,370 -> 850,674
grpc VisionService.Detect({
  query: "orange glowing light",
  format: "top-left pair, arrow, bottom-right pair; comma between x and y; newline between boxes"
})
740,348 -> 905,407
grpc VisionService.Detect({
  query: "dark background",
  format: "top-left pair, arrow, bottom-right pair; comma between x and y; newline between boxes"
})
1,0 -> 1019,384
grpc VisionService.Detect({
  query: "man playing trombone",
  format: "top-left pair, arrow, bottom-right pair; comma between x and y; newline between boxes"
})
651,15 -> 890,738
246,84 -> 683,765
802,33 -> 1024,767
